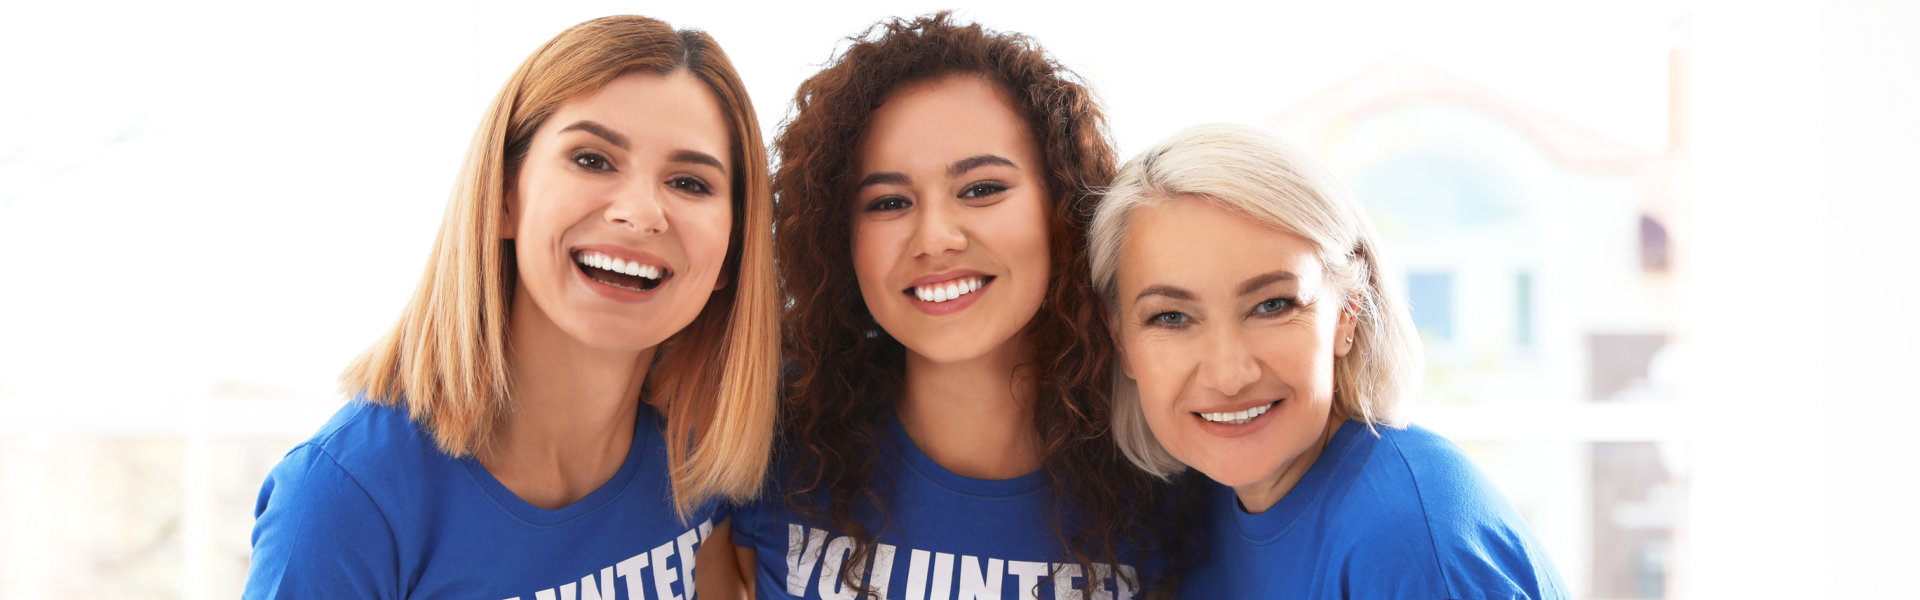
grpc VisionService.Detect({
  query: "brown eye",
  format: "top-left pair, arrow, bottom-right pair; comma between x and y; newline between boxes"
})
669,176 -> 713,196
573,152 -> 612,171
960,182 -> 1007,198
865,196 -> 911,212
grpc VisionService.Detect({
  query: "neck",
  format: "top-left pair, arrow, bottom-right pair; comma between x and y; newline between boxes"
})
1233,416 -> 1347,514
896,335 -> 1042,480
481,295 -> 653,510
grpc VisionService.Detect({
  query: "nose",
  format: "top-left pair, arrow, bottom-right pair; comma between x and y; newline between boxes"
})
604,180 -> 667,234
1196,327 -> 1261,397
908,200 -> 967,257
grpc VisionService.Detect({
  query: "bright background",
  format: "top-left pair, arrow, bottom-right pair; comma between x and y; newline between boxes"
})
1,0 -> 1914,598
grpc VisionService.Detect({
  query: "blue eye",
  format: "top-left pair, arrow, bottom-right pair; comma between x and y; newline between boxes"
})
669,176 -> 713,196
1253,297 -> 1296,315
960,182 -> 1008,199
1149,311 -> 1191,327
866,196 -> 911,212
573,152 -> 612,171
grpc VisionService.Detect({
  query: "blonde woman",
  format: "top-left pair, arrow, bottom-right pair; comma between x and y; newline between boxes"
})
1090,124 -> 1564,598
244,15 -> 778,599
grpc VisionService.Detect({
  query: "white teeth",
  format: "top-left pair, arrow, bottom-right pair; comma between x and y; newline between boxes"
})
912,277 -> 986,303
576,252 -> 665,281
1198,401 -> 1277,425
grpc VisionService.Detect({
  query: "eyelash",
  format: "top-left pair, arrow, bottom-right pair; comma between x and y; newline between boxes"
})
961,182 -> 1008,199
573,151 -> 715,196
573,151 -> 612,171
1143,297 -> 1298,329
865,196 -> 910,212
1147,311 -> 1192,328
865,180 -> 1006,213
670,176 -> 714,196
1252,297 -> 1297,316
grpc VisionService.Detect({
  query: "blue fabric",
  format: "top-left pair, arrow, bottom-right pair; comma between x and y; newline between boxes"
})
1179,420 -> 1566,599
733,413 -> 1147,600
244,398 -> 723,600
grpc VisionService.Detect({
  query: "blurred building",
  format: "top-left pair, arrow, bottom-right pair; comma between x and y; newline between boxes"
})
1263,49 -> 1687,599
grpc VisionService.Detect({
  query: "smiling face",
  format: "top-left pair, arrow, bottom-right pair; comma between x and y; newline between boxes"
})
502,70 -> 734,354
850,74 -> 1051,366
1114,195 -> 1356,506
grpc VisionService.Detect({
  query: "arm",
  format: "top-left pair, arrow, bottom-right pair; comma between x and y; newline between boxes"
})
735,545 -> 758,598
695,517 -> 752,600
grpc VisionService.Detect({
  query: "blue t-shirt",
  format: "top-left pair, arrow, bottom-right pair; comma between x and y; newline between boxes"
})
244,398 -> 722,600
732,413 -> 1147,600
1180,420 -> 1566,599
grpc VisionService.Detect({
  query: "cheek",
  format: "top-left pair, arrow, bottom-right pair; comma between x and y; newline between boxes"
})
1254,331 -> 1337,396
1121,333 -> 1188,412
850,221 -> 900,292
683,201 -> 734,265
1007,196 -> 1052,277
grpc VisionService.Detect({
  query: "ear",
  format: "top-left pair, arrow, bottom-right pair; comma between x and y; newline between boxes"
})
1334,299 -> 1359,358
500,184 -> 520,240
712,266 -> 730,292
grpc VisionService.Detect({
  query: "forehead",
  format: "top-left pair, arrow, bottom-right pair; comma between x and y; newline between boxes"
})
858,74 -> 1036,172
1119,196 -> 1324,292
545,70 -> 731,155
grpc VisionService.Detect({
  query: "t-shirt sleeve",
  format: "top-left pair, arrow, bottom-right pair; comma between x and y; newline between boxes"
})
243,444 -> 402,600
1385,429 -> 1569,600
727,494 -> 766,549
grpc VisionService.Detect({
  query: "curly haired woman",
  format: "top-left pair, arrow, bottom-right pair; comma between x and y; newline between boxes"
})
722,12 -> 1176,600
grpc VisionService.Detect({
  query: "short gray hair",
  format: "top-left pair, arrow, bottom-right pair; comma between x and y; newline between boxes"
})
1089,123 -> 1424,478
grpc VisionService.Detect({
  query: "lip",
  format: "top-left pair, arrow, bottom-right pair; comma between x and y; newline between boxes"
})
901,269 -> 993,317
1191,398 -> 1282,439
570,243 -> 673,303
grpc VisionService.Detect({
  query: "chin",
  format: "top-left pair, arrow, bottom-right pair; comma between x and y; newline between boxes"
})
1191,461 -> 1277,489
564,319 -> 675,354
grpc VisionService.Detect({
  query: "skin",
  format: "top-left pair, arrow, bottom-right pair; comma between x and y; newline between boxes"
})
1113,196 -> 1356,514
486,69 -> 742,595
850,73 -> 1054,480
732,73 -> 1056,594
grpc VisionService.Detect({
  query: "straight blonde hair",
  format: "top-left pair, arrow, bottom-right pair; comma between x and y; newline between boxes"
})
1089,123 -> 1424,478
341,15 -> 778,517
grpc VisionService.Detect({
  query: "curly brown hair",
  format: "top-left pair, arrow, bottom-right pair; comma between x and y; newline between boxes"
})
771,11 -> 1177,596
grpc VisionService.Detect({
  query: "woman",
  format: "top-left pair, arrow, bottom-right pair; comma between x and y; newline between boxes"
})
726,12 -> 1169,600
244,16 -> 779,599
1089,123 -> 1565,598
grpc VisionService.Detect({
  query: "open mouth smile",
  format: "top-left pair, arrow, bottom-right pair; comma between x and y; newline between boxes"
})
1195,400 -> 1280,426
573,250 -> 672,292
905,275 -> 990,303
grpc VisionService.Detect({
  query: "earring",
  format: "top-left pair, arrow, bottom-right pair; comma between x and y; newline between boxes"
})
1345,337 -> 1353,343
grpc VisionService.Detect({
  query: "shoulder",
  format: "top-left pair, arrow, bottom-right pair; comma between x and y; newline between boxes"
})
243,399 -> 445,599
1344,424 -> 1567,599
246,440 -> 403,597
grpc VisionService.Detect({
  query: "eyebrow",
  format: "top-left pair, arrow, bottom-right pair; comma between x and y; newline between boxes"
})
856,171 -> 910,189
558,120 -> 628,149
855,154 -> 1017,190
1133,271 -> 1298,304
1134,284 -> 1195,303
1237,270 -> 1299,297
948,154 -> 1015,177
669,149 -> 728,175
